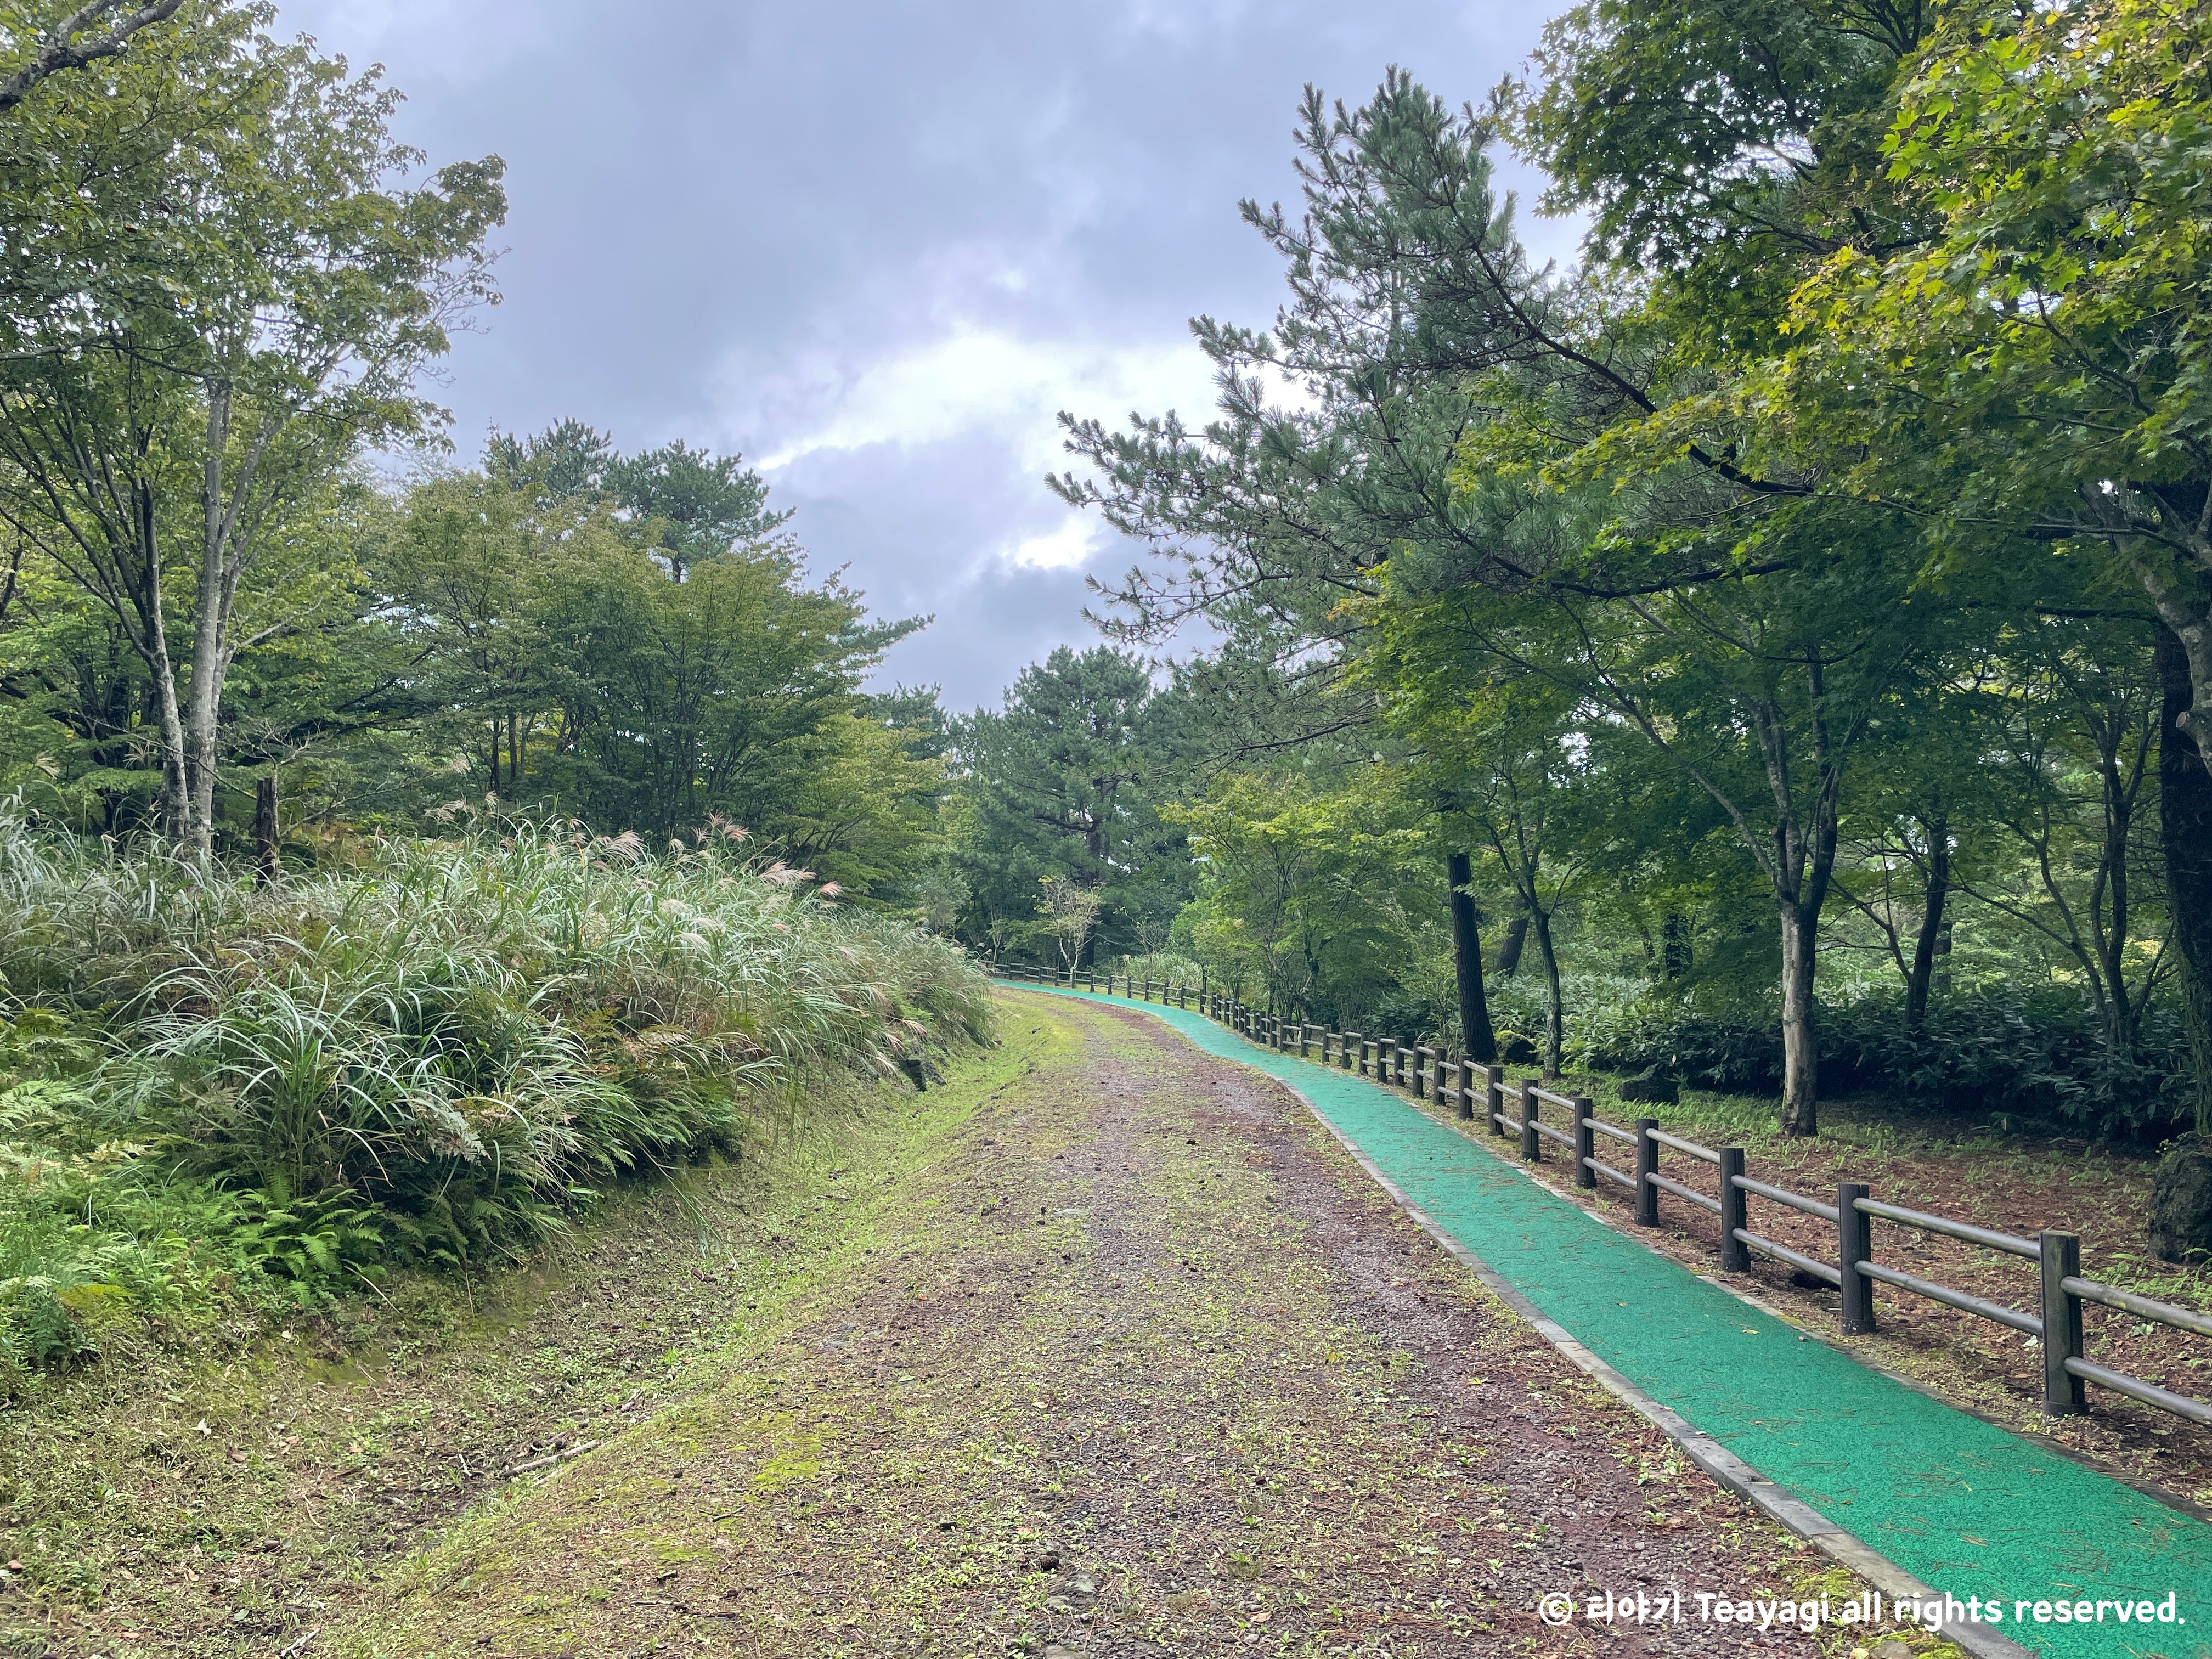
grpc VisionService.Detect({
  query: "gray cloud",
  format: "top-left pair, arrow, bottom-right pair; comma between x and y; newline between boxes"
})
286,0 -> 1570,708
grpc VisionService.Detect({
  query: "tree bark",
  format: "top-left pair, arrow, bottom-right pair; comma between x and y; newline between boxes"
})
1745,679 -> 1842,1139
1778,900 -> 1820,1136
2159,623 -> 2212,1135
111,476 -> 194,844
1531,907 -> 1564,1079
1448,851 -> 1497,1063
1904,815 -> 1949,1032
253,770 -> 279,887
1494,905 -> 1528,977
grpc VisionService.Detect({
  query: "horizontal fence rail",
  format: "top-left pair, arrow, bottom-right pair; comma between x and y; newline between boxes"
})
990,963 -> 2211,1432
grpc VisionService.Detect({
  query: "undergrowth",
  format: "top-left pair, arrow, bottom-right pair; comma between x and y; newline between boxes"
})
1483,972 -> 2196,1141
0,810 -> 989,1388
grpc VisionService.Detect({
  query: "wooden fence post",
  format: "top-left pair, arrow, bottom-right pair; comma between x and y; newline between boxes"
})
2039,1230 -> 2086,1415
1719,1148 -> 1748,1271
1573,1097 -> 1595,1189
1411,1047 -> 1428,1099
1634,1119 -> 1660,1226
1487,1065 -> 1505,1135
1520,1080 -> 1542,1163
1838,1182 -> 1875,1335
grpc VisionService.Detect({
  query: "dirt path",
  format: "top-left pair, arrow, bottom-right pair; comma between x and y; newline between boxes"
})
306,991 -> 1855,1658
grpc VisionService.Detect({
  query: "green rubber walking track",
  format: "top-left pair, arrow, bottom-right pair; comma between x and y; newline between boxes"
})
1002,981 -> 2212,1658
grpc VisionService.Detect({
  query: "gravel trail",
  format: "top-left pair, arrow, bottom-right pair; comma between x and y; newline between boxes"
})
328,991 -> 1841,1658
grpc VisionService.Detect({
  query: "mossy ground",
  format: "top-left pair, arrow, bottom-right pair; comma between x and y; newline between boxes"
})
0,1032 -> 1026,1658
7,996 -> 1956,1658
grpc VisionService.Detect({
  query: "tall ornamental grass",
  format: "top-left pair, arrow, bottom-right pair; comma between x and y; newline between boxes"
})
0,812 -> 990,1382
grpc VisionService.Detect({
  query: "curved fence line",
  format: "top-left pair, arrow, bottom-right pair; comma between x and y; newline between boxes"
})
993,965 -> 2211,1432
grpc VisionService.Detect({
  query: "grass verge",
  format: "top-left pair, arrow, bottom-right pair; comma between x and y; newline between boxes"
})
0,1027 -> 1032,1659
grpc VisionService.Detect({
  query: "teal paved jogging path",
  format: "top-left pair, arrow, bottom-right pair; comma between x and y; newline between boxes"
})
1003,981 -> 2212,1659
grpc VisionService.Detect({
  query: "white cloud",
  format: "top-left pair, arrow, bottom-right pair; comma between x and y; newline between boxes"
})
749,325 -> 1221,478
1004,516 -> 1099,571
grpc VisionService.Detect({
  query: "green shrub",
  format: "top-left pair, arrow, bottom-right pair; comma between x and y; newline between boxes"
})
1550,977 -> 2192,1138
0,808 -> 991,1378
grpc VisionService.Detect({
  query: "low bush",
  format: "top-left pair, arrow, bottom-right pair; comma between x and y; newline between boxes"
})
0,811 -> 990,1381
1548,976 -> 2191,1139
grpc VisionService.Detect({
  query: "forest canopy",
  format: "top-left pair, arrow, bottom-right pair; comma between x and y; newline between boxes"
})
947,0 -> 2212,1154
0,4 -> 947,907
3,0 -> 2209,1156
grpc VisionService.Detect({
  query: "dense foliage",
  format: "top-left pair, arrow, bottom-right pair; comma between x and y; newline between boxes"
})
0,811 -> 988,1382
0,11 -> 946,911
950,0 -> 2212,1151
0,3 -> 981,1378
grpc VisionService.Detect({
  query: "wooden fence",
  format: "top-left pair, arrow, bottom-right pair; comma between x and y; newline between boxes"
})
996,965 -> 2212,1432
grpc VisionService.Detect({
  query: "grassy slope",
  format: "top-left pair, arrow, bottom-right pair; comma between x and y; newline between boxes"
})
0,1036 -> 1027,1659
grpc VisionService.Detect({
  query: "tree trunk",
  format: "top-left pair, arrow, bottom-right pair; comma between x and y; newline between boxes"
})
126,482 -> 194,844
253,771 -> 280,887
2160,623 -> 2212,1134
1660,912 -> 1694,979
2132,556 -> 2212,786
185,382 -> 244,859
183,622 -> 223,856
1447,852 -> 1497,1063
1904,815 -> 1949,1032
1494,905 -> 1528,977
1778,901 -> 1820,1137
1532,907 -> 1564,1080
149,626 -> 191,846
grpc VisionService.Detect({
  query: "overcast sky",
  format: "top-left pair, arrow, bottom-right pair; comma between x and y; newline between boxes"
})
283,0 -> 1575,711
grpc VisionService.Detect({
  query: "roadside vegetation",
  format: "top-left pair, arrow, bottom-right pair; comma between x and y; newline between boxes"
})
1,992 -> 1023,1659
0,0 -> 988,1390
0,811 -> 986,1388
